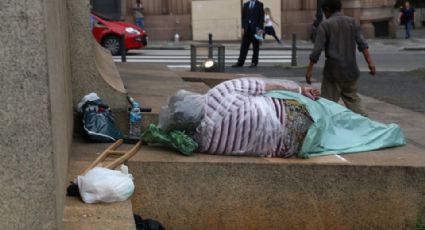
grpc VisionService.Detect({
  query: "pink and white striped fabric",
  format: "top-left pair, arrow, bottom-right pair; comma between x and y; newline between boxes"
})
194,78 -> 302,157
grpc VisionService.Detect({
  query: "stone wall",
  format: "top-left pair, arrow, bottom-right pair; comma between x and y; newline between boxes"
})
144,14 -> 192,41
122,0 -> 398,40
0,0 -> 73,228
68,0 -> 128,110
281,0 -> 317,40
344,0 -> 396,38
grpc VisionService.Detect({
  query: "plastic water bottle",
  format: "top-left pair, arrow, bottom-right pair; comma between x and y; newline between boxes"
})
129,100 -> 142,138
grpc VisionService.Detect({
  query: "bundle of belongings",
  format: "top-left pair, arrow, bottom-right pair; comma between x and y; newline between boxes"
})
156,77 -> 405,158
78,93 -> 123,142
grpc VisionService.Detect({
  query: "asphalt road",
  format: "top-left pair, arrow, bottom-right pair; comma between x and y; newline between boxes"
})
226,66 -> 425,113
296,50 -> 425,72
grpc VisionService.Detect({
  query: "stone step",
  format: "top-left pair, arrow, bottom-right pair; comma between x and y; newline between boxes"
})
127,142 -> 425,230
63,159 -> 136,230
69,63 -> 425,229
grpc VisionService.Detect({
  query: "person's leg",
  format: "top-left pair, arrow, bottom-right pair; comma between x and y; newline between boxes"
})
140,18 -> 145,29
407,20 -> 412,38
321,76 -> 341,103
252,35 -> 260,64
270,27 -> 281,43
236,33 -> 251,65
135,18 -> 142,29
263,27 -> 268,39
339,81 -> 368,116
405,20 -> 411,39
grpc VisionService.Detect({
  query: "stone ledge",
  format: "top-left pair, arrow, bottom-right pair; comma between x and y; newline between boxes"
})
128,147 -> 425,230
63,160 -> 136,230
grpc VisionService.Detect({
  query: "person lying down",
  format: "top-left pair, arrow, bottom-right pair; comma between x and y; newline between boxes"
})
158,78 -> 405,158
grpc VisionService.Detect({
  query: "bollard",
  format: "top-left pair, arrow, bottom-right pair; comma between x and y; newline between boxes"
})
208,33 -> 213,59
120,33 -> 126,62
291,33 -> 297,67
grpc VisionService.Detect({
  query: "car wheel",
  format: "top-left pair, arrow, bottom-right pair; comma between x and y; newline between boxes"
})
101,35 -> 121,56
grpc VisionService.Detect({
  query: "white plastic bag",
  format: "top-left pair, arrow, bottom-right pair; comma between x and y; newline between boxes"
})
77,165 -> 135,204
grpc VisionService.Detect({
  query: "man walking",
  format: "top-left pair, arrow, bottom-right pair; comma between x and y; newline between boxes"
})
399,1 -> 415,39
232,0 -> 265,68
305,0 -> 376,116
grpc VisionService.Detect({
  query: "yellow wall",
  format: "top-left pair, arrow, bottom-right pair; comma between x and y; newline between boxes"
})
192,0 -> 280,41
192,0 -> 242,40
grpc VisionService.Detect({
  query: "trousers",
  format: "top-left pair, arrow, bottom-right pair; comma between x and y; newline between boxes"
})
321,77 -> 367,116
237,31 -> 260,65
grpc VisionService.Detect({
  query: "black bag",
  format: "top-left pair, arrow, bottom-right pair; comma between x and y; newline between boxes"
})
81,99 -> 123,142
134,214 -> 165,230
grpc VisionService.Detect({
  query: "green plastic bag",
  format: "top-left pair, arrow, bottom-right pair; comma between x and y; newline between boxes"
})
141,124 -> 198,156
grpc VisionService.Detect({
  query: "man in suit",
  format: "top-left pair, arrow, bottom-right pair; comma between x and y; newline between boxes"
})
232,0 -> 265,68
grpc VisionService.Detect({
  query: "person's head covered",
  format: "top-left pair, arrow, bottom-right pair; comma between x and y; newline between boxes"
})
158,90 -> 205,133
322,0 -> 342,17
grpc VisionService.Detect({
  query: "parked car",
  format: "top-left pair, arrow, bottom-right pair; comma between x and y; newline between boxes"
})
91,13 -> 147,55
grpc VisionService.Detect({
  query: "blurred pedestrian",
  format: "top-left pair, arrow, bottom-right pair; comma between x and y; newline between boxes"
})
305,0 -> 376,116
89,4 -> 95,29
263,8 -> 282,44
232,0 -> 265,68
399,1 -> 415,39
133,0 -> 145,29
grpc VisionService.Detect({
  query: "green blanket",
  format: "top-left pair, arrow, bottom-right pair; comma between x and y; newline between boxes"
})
265,91 -> 406,158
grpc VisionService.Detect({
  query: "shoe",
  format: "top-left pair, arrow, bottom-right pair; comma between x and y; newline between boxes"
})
232,63 -> 243,68
249,63 -> 258,68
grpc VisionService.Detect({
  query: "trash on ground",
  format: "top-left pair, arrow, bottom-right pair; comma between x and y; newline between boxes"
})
78,92 -> 123,142
67,139 -> 142,204
77,165 -> 134,204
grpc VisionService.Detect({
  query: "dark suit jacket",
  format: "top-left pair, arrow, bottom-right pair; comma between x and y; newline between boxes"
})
242,0 -> 265,35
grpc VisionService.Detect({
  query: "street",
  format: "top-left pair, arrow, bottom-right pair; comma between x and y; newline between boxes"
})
114,43 -> 425,72
114,49 -> 293,67
112,36 -> 425,114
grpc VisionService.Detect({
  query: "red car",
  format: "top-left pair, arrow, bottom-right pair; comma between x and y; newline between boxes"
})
91,13 -> 147,55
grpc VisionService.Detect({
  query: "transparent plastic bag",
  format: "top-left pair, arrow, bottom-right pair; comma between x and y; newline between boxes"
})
158,90 -> 205,133
77,165 -> 134,204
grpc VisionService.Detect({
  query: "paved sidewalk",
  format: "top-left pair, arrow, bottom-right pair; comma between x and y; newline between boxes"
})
145,28 -> 425,51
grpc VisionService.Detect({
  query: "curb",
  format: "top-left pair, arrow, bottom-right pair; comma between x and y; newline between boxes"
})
143,46 -> 313,51
143,47 -> 187,50
402,47 -> 425,51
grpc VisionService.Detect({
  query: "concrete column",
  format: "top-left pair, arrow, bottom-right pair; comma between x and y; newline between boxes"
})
0,0 -> 73,228
67,0 -> 128,110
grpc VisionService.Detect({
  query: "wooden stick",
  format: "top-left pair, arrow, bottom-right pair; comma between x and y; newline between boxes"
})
81,139 -> 124,175
106,141 -> 142,170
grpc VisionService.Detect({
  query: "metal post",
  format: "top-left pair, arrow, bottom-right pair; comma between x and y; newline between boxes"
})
291,33 -> 297,67
120,33 -> 126,62
190,45 -> 197,72
208,33 -> 213,59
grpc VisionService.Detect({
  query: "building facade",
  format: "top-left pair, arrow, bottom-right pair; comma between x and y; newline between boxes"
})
122,0 -> 399,41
